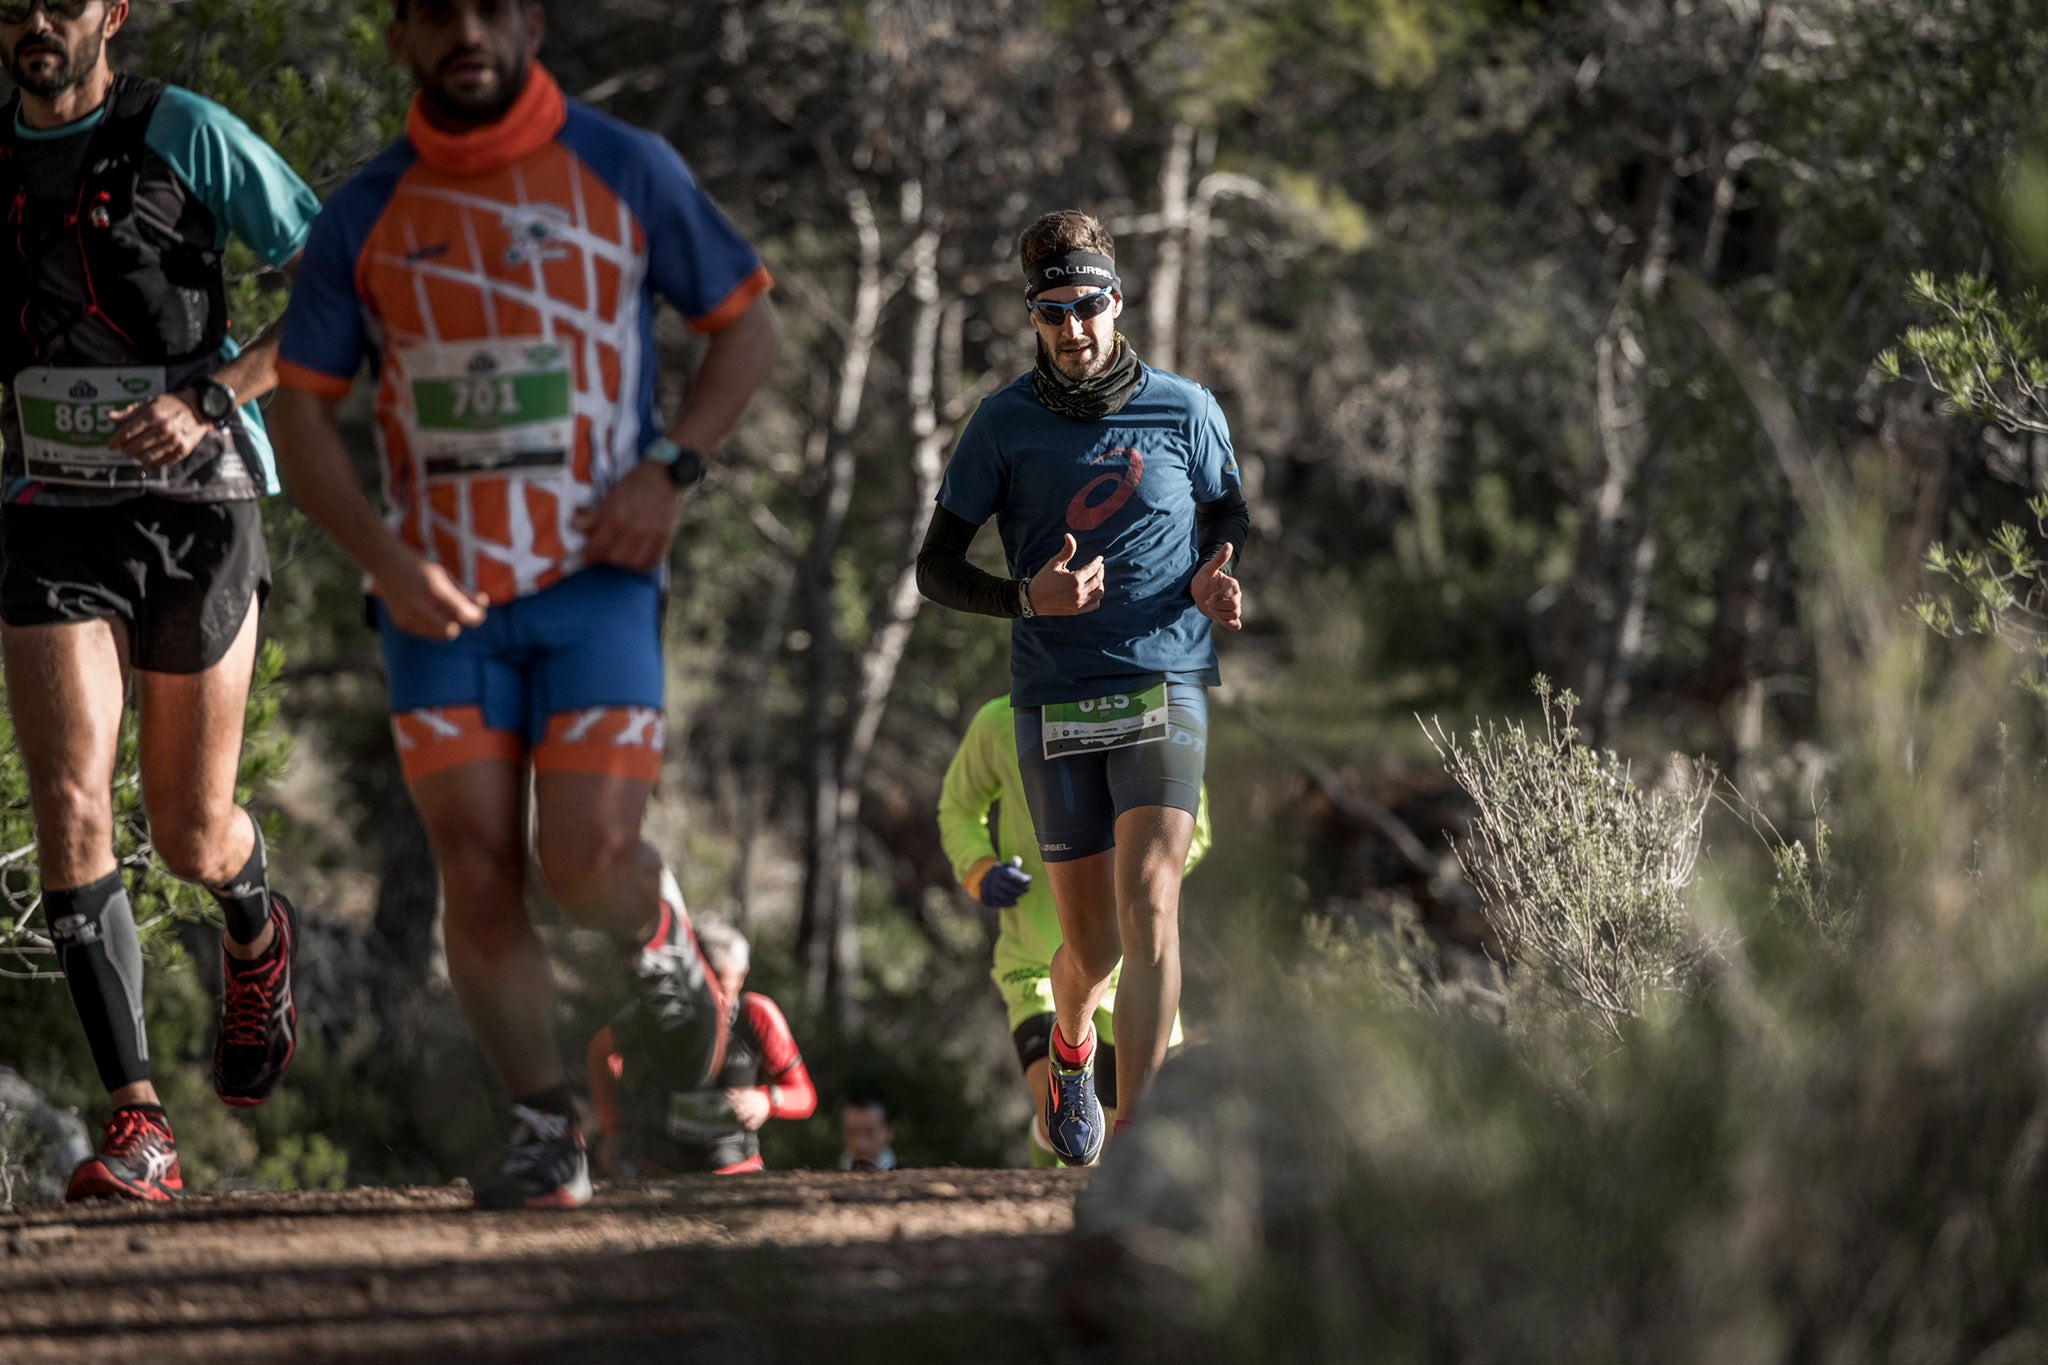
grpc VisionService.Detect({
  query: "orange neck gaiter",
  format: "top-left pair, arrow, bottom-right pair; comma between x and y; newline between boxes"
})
406,63 -> 566,176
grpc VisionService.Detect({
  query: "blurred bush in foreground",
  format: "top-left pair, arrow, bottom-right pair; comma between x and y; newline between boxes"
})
1077,464 -> 2048,1362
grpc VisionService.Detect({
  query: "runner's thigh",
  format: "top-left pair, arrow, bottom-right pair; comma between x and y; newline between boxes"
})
134,594 -> 260,831
528,565 -> 666,786
1012,705 -> 1117,862
375,600 -> 526,783
1106,682 -> 1207,820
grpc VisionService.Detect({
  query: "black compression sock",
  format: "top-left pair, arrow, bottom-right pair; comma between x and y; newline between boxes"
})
514,1084 -> 577,1120
47,871 -> 151,1091
207,813 -> 271,947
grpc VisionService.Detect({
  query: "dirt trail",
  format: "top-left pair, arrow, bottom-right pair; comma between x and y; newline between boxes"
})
0,1169 -> 1088,1363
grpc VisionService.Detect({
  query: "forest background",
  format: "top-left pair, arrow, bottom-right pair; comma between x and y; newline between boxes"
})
6,1 -> 2048,1349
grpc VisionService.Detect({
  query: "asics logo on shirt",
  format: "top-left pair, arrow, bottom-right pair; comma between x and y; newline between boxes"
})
1066,446 -> 1144,532
404,242 -> 452,265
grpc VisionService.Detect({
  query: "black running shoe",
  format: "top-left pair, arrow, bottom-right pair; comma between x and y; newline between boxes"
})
611,869 -> 728,1088
212,893 -> 298,1107
474,1104 -> 593,1210
66,1106 -> 182,1203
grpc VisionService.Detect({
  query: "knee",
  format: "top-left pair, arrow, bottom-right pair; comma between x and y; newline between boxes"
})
536,825 -> 641,917
32,778 -> 113,851
434,841 -> 528,952
1060,924 -> 1124,982
1117,901 -> 1179,966
147,814 -> 244,886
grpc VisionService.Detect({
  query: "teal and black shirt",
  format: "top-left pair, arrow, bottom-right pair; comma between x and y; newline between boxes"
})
0,76 -> 319,505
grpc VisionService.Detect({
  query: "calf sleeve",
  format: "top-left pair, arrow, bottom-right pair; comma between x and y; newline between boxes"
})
47,871 -> 150,1091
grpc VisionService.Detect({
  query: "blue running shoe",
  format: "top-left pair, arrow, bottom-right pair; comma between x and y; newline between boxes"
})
1045,1047 -> 1106,1166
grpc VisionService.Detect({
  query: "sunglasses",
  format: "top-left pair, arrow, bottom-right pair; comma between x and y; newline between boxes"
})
0,0 -> 92,22
1026,288 -> 1116,328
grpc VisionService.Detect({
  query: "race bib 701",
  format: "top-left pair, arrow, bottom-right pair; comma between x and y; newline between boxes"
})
400,339 -> 574,482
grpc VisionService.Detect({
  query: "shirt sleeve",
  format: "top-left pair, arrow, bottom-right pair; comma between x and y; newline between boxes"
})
146,88 -> 320,266
935,400 -> 1006,526
1189,387 -> 1242,503
938,699 -> 1010,886
578,116 -> 771,333
276,199 -> 370,397
743,994 -> 805,1082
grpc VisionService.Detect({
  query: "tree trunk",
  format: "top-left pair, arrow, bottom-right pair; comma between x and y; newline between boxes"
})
820,225 -> 947,1027
1147,121 -> 1195,374
1568,129 -> 1679,741
796,189 -> 889,1008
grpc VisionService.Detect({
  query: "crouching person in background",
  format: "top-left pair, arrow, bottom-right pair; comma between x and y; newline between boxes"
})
589,924 -> 815,1175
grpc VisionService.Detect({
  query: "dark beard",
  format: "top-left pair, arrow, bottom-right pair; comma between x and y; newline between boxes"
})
8,29 -> 100,99
419,52 -> 532,127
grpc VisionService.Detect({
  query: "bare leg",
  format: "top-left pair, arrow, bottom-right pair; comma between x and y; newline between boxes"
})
409,760 -> 562,1096
531,771 -> 662,944
2,617 -> 155,1109
1043,848 -> 1119,1054
135,599 -> 269,959
1108,805 -> 1194,1122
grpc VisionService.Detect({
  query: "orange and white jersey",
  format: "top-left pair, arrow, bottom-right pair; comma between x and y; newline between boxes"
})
278,66 -> 769,602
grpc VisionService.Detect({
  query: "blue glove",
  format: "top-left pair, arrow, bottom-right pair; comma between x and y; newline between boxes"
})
979,856 -> 1032,908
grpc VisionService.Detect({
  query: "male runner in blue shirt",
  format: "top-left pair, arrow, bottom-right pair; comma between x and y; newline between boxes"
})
917,209 -> 1248,1165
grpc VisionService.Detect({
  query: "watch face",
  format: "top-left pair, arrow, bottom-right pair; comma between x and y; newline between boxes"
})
200,383 -> 235,422
667,446 -> 705,489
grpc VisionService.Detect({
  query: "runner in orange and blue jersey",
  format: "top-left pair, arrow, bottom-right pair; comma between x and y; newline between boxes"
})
269,0 -> 776,1209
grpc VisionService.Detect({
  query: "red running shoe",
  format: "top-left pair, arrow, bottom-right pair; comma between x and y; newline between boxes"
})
212,893 -> 299,1107
65,1106 -> 182,1202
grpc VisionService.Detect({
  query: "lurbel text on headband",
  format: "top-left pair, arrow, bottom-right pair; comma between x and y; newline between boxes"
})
1027,251 -> 1120,298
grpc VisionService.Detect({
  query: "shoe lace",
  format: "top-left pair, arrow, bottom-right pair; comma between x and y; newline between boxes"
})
103,1108 -> 166,1159
503,1104 -> 574,1176
221,957 -> 279,1047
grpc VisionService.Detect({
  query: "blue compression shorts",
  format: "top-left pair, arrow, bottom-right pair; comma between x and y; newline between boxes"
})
375,565 -> 666,783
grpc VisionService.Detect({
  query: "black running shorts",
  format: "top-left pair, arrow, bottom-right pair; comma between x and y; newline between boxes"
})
1011,681 -> 1209,863
0,496 -> 269,674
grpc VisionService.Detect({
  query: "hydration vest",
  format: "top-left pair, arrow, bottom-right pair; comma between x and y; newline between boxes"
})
0,74 -> 229,384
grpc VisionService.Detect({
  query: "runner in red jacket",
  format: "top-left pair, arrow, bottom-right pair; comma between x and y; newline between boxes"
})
589,924 -> 816,1175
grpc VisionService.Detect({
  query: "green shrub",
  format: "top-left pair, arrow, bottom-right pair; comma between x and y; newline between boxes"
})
1423,676 -> 1716,1040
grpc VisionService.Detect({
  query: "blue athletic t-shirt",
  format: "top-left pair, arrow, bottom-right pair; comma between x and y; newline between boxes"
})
936,365 -> 1241,707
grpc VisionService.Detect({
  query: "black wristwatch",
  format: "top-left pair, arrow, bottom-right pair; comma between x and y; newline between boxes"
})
644,437 -> 706,491
195,378 -> 237,425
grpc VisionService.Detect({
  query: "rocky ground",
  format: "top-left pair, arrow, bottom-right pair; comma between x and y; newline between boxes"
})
0,1169 -> 1091,1363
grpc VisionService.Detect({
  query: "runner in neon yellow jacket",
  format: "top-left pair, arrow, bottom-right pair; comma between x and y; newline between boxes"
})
939,695 -> 1206,1166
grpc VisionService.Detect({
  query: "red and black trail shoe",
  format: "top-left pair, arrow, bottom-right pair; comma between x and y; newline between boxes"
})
65,1105 -> 182,1202
212,892 -> 299,1107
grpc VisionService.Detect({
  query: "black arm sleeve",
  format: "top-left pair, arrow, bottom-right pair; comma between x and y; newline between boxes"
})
1195,488 -> 1250,571
916,505 -> 1023,618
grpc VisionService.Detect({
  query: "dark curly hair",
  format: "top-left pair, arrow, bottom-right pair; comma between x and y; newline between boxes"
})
1017,210 -> 1115,272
